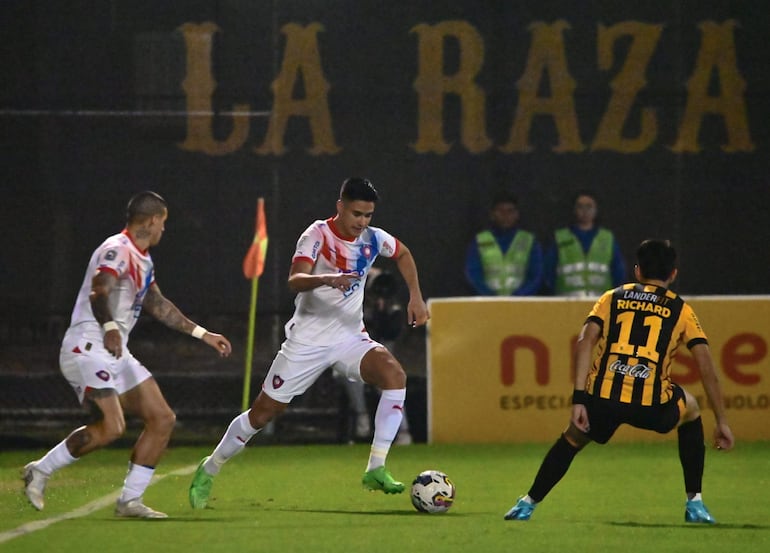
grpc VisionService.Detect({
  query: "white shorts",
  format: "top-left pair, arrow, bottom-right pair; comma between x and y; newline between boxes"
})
59,329 -> 152,404
262,333 -> 383,403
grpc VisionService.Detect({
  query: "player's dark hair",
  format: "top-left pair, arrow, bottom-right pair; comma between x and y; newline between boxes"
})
340,177 -> 379,203
636,239 -> 677,281
126,191 -> 167,224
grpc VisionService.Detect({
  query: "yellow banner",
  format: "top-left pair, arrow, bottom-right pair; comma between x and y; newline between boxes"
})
427,296 -> 770,443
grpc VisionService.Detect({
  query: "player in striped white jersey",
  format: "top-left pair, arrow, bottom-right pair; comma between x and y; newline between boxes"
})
22,191 -> 232,518
190,177 -> 430,508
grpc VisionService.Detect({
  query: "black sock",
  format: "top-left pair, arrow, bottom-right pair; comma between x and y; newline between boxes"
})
678,416 -> 705,497
527,434 -> 581,503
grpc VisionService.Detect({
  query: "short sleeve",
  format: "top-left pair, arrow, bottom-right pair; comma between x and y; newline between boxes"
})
586,290 -> 613,328
293,222 -> 324,264
96,242 -> 131,278
683,304 -> 709,349
374,228 -> 398,259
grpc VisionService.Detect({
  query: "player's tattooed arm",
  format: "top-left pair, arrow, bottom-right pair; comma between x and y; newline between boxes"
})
89,271 -> 118,325
142,283 -> 196,334
90,271 -> 125,357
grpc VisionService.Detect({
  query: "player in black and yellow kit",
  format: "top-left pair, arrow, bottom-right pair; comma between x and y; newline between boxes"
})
504,239 -> 734,523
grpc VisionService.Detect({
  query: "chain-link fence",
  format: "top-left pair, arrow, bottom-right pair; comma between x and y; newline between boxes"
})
0,313 -> 427,448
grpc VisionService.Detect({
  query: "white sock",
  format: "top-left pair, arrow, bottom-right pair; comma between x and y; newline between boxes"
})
690,493 -> 702,501
119,462 -> 155,503
366,389 -> 405,471
35,438 -> 79,476
522,495 -> 536,504
205,410 -> 261,475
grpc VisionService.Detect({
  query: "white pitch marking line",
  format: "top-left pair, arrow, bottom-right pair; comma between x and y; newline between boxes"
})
0,463 -> 199,545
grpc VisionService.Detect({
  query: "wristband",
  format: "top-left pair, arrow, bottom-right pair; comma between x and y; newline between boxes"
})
102,321 -> 119,333
572,390 -> 590,405
191,325 -> 208,339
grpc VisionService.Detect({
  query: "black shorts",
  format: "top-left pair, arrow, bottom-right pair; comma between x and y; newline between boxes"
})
584,384 -> 686,444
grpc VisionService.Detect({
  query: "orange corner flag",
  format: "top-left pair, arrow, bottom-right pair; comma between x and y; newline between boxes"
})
243,198 -> 268,279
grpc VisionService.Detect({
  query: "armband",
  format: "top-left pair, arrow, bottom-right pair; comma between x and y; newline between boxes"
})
572,390 -> 590,405
102,321 -> 119,333
191,325 -> 208,340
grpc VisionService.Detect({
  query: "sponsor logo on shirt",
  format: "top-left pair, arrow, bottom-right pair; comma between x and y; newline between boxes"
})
608,359 -> 652,379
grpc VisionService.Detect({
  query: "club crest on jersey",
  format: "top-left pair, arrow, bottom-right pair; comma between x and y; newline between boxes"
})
272,375 -> 285,389
360,244 -> 372,259
95,370 -> 110,382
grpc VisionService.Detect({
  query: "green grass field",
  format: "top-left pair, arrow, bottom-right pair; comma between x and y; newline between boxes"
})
2,442 -> 769,552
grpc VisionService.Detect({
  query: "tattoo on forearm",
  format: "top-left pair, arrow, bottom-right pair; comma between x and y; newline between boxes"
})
144,287 -> 190,332
90,293 -> 113,325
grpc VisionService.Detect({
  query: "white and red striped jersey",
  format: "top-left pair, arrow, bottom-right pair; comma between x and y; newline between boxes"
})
66,230 -> 155,339
286,217 -> 399,345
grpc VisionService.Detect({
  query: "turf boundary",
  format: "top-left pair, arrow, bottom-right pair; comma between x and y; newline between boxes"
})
0,463 -> 199,545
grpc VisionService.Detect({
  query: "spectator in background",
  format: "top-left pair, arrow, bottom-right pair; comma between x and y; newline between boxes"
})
464,191 -> 543,296
543,190 -> 625,297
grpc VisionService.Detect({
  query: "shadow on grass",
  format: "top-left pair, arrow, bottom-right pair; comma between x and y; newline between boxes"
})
609,521 -> 769,530
274,507 -> 472,517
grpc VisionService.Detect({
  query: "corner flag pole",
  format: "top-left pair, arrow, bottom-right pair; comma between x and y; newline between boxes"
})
243,277 -> 259,411
242,198 -> 268,411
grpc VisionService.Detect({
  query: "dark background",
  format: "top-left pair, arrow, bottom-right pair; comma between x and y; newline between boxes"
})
1,1 -> 768,443
2,1 -> 768,319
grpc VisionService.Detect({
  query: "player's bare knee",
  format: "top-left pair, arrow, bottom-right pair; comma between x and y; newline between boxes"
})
149,408 -> 176,436
376,359 -> 406,390
564,424 -> 589,450
681,390 -> 701,423
361,348 -> 406,389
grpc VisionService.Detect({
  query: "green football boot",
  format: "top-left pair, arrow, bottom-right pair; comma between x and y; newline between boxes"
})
362,466 -> 405,494
189,456 -> 215,509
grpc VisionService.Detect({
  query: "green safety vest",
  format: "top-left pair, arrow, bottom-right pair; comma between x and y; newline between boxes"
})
554,227 -> 614,297
476,229 -> 534,295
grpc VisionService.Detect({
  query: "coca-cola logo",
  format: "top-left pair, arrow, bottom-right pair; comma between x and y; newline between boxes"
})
608,360 -> 651,379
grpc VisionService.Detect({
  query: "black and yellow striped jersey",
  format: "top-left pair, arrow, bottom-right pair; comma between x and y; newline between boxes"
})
584,282 -> 707,406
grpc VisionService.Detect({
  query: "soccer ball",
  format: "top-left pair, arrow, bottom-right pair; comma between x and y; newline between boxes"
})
410,470 -> 455,513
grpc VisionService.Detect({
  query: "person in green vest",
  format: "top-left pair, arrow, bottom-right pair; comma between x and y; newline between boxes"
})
465,191 -> 543,296
543,190 -> 626,297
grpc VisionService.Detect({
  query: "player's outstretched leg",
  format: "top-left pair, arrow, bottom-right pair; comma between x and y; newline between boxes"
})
22,461 -> 49,511
362,466 -> 405,494
504,496 -> 537,521
189,456 -> 215,509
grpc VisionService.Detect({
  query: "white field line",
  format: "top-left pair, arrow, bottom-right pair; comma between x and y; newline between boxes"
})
0,463 -> 198,545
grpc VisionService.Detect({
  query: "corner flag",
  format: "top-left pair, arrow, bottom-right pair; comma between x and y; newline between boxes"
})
242,198 -> 268,279
241,197 -> 268,410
